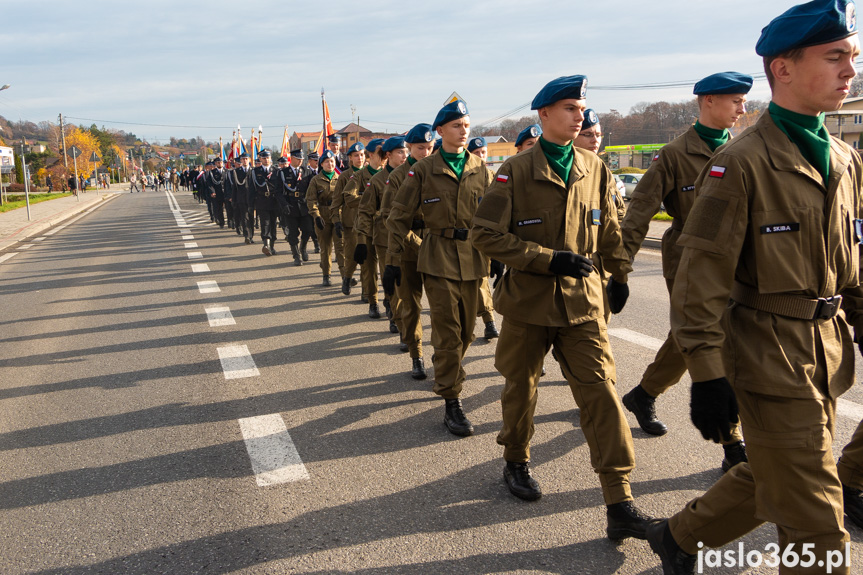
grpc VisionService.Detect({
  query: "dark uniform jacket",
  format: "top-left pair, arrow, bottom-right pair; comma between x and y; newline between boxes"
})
280,166 -> 310,217
388,151 -> 492,281
251,165 -> 279,212
671,112 -> 863,400
471,143 -> 631,327
229,166 -> 251,205
206,168 -> 227,200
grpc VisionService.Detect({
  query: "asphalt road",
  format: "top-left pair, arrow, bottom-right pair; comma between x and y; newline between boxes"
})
1,189 -> 862,575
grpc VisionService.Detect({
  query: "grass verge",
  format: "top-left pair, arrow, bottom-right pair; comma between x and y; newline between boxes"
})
0,193 -> 74,213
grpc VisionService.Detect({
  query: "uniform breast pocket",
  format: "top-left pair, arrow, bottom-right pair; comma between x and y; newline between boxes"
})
751,207 -> 814,293
513,209 -> 549,245
838,206 -> 861,288
422,195 -> 449,226
582,204 -> 601,254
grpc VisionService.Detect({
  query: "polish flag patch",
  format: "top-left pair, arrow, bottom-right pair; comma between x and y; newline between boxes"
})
709,165 -> 726,178
408,171 -> 415,177
652,153 -> 660,162
496,174 -> 509,183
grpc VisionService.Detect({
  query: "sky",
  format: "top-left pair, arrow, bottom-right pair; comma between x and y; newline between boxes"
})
0,0 -> 809,146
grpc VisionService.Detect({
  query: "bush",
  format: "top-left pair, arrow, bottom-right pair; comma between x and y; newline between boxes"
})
6,183 -> 25,194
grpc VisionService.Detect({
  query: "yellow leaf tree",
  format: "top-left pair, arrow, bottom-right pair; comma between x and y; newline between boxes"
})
64,126 -> 102,178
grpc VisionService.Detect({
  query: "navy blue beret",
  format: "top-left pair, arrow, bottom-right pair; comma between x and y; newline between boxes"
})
515,124 -> 542,147
432,99 -> 469,130
382,136 -> 407,153
366,138 -> 385,153
405,123 -> 434,144
467,137 -> 487,152
693,72 -> 754,95
307,151 -> 319,160
258,149 -> 271,158
328,134 -> 341,142
756,0 -> 858,57
433,138 -> 442,151
347,142 -> 365,154
319,150 -> 335,162
531,75 -> 588,110
581,109 -> 600,131
290,149 -> 304,159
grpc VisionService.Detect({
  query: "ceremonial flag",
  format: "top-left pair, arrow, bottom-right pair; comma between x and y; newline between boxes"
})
228,132 -> 237,161
250,129 -> 257,162
257,125 -> 263,156
280,125 -> 290,158
318,89 -> 336,158
220,137 -> 225,162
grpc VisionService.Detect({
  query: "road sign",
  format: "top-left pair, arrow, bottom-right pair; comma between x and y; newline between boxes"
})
179,154 -> 185,159
90,152 -> 100,162
68,146 -> 82,159
444,91 -> 463,104
0,146 -> 13,174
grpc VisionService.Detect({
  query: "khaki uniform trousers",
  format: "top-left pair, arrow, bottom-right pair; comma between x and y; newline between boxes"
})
839,420 -> 863,489
318,222 -> 344,278
477,277 -> 495,324
424,275 -> 479,399
641,277 -> 742,444
396,258 -> 424,359
495,317 -> 635,505
343,226 -> 358,280
362,237 -> 378,304
669,389 -> 849,574
375,244 -> 401,324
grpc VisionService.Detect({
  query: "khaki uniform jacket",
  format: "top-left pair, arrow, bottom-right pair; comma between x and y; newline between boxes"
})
671,112 -> 863,399
305,172 -> 340,222
388,151 -> 491,281
471,143 -> 632,327
621,125 -> 712,280
330,166 -> 362,225
339,165 -> 376,229
383,160 -> 422,262
356,167 -> 391,247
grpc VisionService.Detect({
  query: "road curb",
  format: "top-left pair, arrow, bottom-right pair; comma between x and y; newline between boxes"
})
0,193 -> 120,252
643,237 -> 662,250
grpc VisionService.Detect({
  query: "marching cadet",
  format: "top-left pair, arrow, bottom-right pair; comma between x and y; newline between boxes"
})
332,142 -> 367,295
229,153 -> 254,243
250,149 -> 280,256
514,124 -> 541,152
382,123 -> 435,380
619,73 -> 752,475
647,3 -> 862,573
359,136 -> 407,334
206,157 -> 228,228
306,152 -> 321,254
281,150 -> 314,266
223,159 -> 236,229
387,100 -> 492,436
471,75 -> 654,541
199,162 -> 213,218
574,109 -> 628,324
467,136 -> 501,340
306,149 -> 345,285
327,133 -> 348,172
350,138 -> 386,316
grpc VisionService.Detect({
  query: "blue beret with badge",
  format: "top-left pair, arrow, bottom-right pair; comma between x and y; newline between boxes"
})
515,124 -> 542,147
382,136 -> 407,153
405,123 -> 434,144
319,149 -> 335,161
366,138 -> 385,153
432,99 -> 469,130
581,109 -> 600,131
756,0 -> 858,57
531,75 -> 588,110
347,142 -> 365,155
467,137 -> 487,152
693,71 -> 754,95
433,137 -> 442,151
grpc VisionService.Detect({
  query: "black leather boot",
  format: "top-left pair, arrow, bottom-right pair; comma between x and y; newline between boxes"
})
444,398 -> 474,436
647,520 -> 696,574
290,244 -> 302,266
484,320 -> 499,339
721,441 -> 747,473
503,461 -> 541,501
622,385 -> 668,436
606,500 -> 656,541
369,303 -> 381,319
411,357 -> 427,380
342,276 -> 352,295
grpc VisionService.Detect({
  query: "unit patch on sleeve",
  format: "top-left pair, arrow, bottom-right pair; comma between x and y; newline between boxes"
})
709,166 -> 726,178
496,174 -> 509,183
760,223 -> 800,234
591,209 -> 601,225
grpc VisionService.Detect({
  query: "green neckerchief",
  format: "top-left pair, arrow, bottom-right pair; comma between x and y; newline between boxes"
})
367,165 -> 381,177
439,148 -> 467,180
386,164 -> 394,174
538,136 -> 574,184
322,169 -> 335,181
350,165 -> 361,173
408,156 -> 417,166
769,101 -> 831,183
693,121 -> 729,152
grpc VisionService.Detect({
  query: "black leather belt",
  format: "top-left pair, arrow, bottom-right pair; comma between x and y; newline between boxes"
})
430,228 -> 469,241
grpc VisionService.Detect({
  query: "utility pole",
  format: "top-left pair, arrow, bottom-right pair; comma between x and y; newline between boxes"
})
59,113 -> 68,167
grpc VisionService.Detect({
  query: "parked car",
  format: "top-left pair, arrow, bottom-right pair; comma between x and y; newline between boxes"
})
618,173 -> 644,198
612,174 -> 626,198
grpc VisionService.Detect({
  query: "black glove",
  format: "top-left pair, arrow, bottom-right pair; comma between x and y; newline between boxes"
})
315,216 -> 325,230
353,243 -> 368,265
382,265 -> 402,296
690,377 -> 739,443
548,251 -> 593,278
606,278 -> 629,314
334,222 -> 343,238
490,260 -> 505,288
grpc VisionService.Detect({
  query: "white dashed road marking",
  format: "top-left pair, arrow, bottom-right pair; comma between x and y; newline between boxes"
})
217,345 -> 260,379
0,253 -> 18,263
238,414 -> 310,486
191,263 -> 210,273
197,281 -> 220,294
182,235 -> 195,240
19,244 -> 33,250
205,306 -> 236,327
187,252 -> 203,259
184,242 -> 198,249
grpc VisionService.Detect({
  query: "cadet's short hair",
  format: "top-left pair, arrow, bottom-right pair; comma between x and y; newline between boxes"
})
763,48 -> 805,89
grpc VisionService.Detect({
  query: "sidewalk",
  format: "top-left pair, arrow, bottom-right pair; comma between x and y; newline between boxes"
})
0,184 -> 127,251
643,219 -> 670,250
